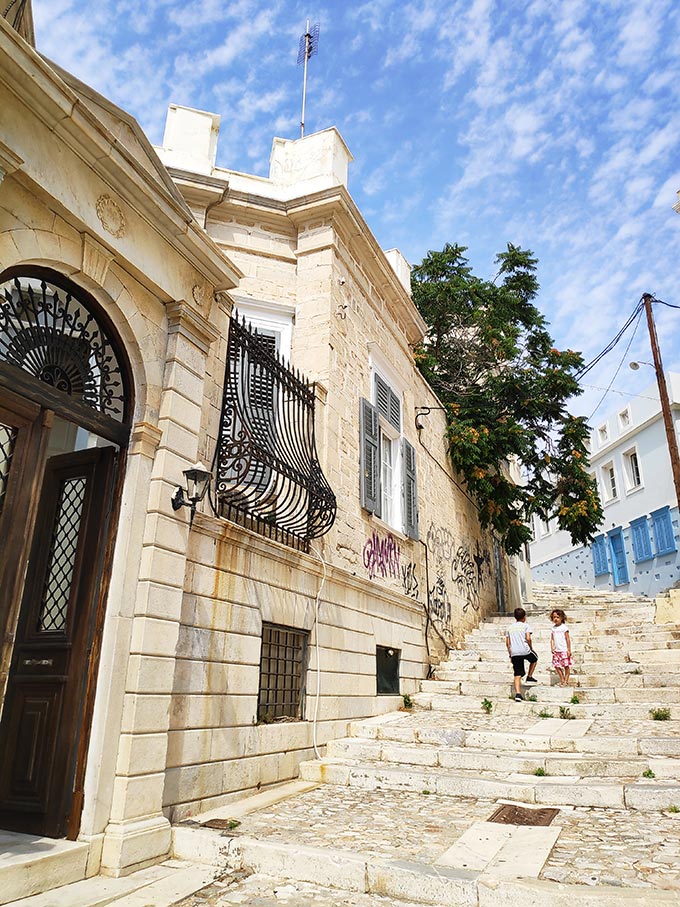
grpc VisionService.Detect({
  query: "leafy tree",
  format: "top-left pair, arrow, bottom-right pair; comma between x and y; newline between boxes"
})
411,242 -> 602,555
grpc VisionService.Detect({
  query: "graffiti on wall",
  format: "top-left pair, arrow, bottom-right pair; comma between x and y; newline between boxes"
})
363,531 -> 401,581
426,523 -> 492,620
401,562 -> 419,600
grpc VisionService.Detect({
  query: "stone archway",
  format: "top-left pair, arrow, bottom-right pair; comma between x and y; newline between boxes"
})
0,266 -> 133,838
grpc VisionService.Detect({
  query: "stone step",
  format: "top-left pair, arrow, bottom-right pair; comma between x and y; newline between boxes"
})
348,720 -> 680,758
172,822 -> 680,907
299,757 -> 680,810
420,680 -> 680,705
0,832 -> 89,905
435,669 -> 680,688
413,692 -> 676,720
325,737 -> 675,779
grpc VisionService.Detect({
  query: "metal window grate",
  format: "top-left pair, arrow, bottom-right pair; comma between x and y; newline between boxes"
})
215,315 -> 336,552
257,623 -> 309,722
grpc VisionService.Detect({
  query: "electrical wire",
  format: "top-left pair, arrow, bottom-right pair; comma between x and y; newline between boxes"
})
308,543 -> 328,760
587,307 -> 643,420
576,300 -> 644,380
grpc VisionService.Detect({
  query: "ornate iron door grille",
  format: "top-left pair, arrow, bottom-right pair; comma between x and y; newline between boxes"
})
215,315 -> 336,552
257,623 -> 309,722
0,275 -> 126,422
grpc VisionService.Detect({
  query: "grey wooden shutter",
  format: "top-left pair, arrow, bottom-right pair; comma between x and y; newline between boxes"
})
374,373 -> 401,431
402,438 -> 419,540
360,398 -> 380,514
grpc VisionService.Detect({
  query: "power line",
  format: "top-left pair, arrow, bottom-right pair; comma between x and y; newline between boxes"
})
576,300 -> 643,380
587,307 -> 643,420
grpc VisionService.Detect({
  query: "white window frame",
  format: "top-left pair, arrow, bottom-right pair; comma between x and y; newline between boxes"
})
369,346 -> 407,535
601,461 -> 618,503
597,423 -> 609,447
618,406 -> 632,433
233,297 -> 294,361
622,446 -> 643,493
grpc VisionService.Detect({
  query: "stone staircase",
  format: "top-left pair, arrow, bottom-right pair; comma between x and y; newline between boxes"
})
172,583 -> 680,906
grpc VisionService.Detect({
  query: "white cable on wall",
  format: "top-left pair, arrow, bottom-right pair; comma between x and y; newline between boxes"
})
309,543 -> 327,760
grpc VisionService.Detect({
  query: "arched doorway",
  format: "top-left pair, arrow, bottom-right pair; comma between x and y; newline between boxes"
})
0,267 -> 133,838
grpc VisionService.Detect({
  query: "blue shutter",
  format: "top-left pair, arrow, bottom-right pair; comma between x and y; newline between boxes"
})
630,517 -> 653,562
591,535 -> 609,576
402,438 -> 419,540
652,506 -> 676,555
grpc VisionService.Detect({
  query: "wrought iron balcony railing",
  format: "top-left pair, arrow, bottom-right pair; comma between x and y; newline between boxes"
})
214,314 -> 336,551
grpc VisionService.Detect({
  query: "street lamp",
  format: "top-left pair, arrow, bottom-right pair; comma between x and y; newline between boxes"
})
172,461 -> 212,524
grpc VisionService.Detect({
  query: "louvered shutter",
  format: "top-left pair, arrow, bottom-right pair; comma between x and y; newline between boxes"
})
591,535 -> 609,576
652,507 -> 676,555
374,373 -> 401,431
630,517 -> 653,562
360,398 -> 380,515
402,438 -> 419,540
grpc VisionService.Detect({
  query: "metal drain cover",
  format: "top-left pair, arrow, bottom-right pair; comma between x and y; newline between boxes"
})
488,805 -> 559,826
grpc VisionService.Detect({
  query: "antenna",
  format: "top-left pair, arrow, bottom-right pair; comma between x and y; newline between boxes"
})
297,19 -> 320,138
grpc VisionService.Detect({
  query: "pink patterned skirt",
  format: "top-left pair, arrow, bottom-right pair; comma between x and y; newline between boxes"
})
552,650 -> 573,668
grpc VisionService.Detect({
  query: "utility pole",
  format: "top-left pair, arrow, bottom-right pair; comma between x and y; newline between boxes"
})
642,293 -> 680,514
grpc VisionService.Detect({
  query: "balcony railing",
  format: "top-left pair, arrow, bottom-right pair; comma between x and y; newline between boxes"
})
214,315 -> 336,551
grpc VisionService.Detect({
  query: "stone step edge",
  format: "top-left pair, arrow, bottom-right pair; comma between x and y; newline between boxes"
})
348,723 -> 680,756
329,738 -> 677,769
299,759 -> 680,809
171,826 -> 680,906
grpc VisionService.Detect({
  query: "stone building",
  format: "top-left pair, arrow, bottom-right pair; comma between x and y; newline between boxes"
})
0,9 -> 511,900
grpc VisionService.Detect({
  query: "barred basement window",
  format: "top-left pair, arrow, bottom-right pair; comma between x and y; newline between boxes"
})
257,623 -> 309,723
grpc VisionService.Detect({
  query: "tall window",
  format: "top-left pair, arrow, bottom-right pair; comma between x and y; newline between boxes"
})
360,371 -> 418,539
623,448 -> 642,491
591,534 -> 609,575
601,462 -> 617,502
630,516 -> 653,563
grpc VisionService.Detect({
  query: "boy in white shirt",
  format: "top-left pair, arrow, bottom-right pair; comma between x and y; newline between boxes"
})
505,607 -> 538,701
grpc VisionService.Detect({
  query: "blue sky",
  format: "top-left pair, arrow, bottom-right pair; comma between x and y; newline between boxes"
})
33,0 -> 680,423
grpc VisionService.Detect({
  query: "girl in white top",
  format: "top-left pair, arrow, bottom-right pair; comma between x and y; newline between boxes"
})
550,608 -> 572,686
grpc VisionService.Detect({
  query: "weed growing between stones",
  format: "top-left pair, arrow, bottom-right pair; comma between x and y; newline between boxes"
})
559,706 -> 575,719
421,789 -> 431,795
225,819 -> 241,830
538,709 -> 553,718
650,707 -> 671,721
402,693 -> 413,710
534,767 -> 547,776
631,667 -> 642,674
526,693 -> 538,702
481,698 -> 493,714
668,805 -> 680,813
570,695 -> 580,704
642,769 -> 656,779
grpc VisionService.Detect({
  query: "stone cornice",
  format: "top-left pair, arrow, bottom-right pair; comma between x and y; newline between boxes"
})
166,300 -> 220,353
129,421 -> 163,459
0,19 -> 239,292
0,139 -> 23,184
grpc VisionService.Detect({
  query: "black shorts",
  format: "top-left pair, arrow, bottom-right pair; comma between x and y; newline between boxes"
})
511,652 -> 538,677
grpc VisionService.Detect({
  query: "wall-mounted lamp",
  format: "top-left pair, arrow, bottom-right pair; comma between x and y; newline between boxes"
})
415,405 -> 448,431
171,461 -> 212,524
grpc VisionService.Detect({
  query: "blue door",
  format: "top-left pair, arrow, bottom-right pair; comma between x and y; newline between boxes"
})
608,528 -> 629,586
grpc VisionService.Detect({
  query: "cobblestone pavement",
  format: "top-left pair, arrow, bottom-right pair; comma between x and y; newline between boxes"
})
220,786 -> 496,863
389,710 -> 680,736
192,785 -> 680,890
177,874 -> 424,907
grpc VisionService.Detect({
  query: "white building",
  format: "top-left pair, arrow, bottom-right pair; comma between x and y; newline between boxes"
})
530,373 -> 680,597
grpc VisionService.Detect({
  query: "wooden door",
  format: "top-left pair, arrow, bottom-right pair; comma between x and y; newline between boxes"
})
0,445 -> 116,837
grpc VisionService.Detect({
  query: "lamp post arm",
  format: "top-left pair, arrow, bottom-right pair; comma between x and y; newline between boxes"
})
642,293 -> 680,514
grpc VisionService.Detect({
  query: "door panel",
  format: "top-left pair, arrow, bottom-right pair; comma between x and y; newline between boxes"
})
608,528 -> 629,586
0,445 -> 116,836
